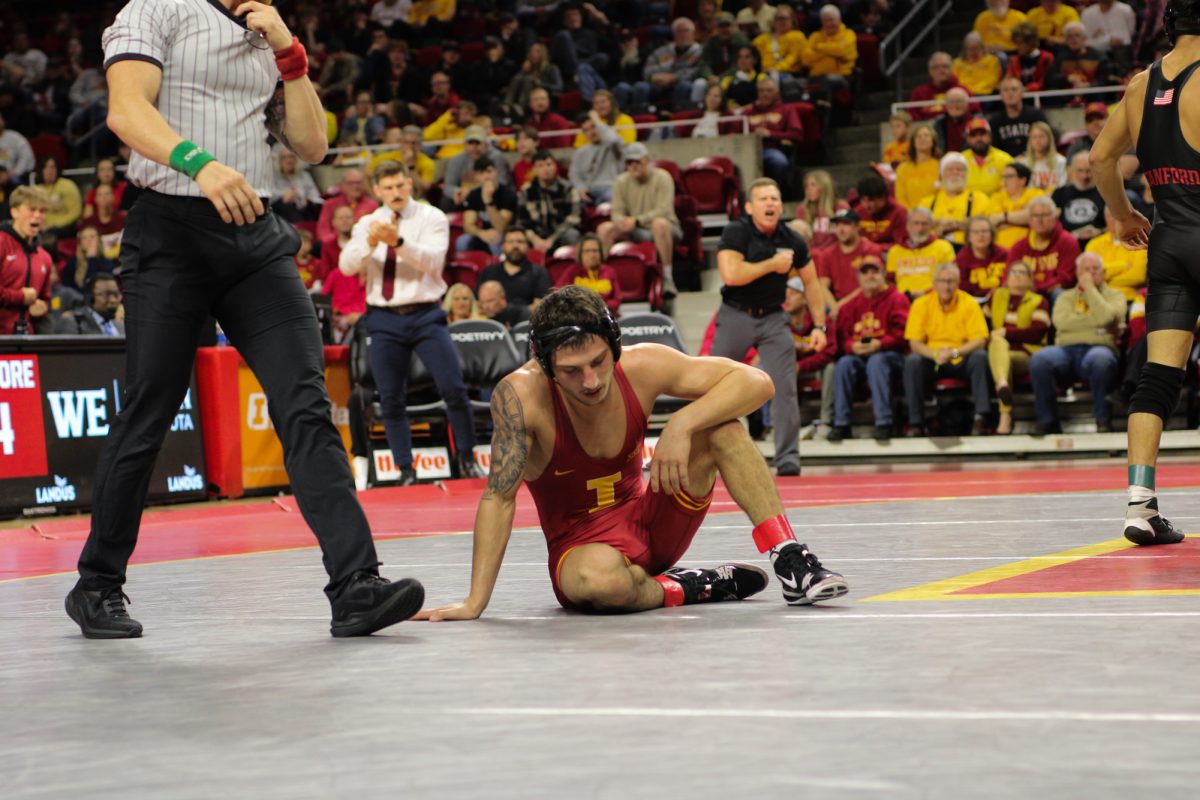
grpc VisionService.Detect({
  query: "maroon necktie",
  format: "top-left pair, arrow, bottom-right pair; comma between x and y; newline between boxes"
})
380,212 -> 398,301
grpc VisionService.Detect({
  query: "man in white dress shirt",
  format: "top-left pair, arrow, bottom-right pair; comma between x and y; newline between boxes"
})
340,160 -> 483,485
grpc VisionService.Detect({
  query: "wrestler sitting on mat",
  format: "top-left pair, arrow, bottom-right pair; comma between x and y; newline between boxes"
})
416,285 -> 848,619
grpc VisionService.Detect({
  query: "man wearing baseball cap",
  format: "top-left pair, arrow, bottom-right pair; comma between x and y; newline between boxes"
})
829,254 -> 911,440
1066,101 -> 1110,159
784,274 -> 837,440
815,207 -> 882,314
597,142 -> 681,298
964,117 -> 1014,196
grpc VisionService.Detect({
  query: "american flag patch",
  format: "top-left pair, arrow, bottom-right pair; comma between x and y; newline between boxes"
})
1155,88 -> 1175,106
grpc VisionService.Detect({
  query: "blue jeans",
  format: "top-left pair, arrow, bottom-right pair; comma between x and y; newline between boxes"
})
615,78 -> 693,110
1029,344 -> 1118,424
762,147 -> 790,187
364,305 -> 475,466
834,351 -> 903,426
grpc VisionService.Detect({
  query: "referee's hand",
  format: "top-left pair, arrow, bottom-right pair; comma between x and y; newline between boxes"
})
195,161 -> 265,226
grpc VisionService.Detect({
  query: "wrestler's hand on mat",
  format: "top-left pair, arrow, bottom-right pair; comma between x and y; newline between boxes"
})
1113,209 -> 1151,251
649,422 -> 691,496
414,600 -> 484,622
195,161 -> 265,226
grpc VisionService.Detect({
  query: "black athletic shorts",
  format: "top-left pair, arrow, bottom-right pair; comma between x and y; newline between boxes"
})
1146,222 -> 1200,332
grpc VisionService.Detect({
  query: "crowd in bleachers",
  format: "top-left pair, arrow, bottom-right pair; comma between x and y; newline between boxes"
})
0,0 -> 1186,441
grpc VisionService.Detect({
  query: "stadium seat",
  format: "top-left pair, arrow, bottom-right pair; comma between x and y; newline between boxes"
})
632,114 -> 658,141
414,45 -> 442,69
460,42 -> 485,64
445,261 -> 483,291
510,320 -> 532,358
786,102 -> 825,163
582,202 -> 611,233
682,156 -> 741,217
669,110 -> 702,138
653,159 -> 685,196
30,134 -> 67,167
608,241 -> 664,309
673,194 -> 705,279
857,34 -> 882,85
558,90 -> 583,116
546,244 -> 577,285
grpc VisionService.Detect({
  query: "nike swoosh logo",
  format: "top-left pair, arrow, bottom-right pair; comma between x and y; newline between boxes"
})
554,469 -> 575,476
778,573 -> 799,590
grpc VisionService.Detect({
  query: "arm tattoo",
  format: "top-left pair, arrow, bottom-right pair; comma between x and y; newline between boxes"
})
484,382 -> 528,498
265,83 -> 292,151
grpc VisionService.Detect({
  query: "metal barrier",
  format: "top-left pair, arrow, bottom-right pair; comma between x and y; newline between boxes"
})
878,0 -> 956,101
891,84 -> 1129,115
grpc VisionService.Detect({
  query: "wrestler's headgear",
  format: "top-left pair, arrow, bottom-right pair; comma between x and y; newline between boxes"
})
529,287 -> 622,379
1166,0 -> 1200,45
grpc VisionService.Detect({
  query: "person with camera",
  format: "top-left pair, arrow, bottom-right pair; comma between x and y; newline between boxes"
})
0,185 -> 52,335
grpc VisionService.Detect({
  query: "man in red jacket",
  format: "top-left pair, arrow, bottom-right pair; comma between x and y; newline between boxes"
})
738,77 -> 803,188
0,186 -> 53,335
829,254 -> 911,440
816,207 -> 882,314
853,173 -> 908,250
1005,194 -> 1080,296
526,87 -> 574,149
907,52 -> 963,120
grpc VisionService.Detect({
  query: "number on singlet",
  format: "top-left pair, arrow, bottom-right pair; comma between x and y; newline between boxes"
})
587,471 -> 622,513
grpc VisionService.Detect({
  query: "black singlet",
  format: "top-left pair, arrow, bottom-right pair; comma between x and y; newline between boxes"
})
1137,59 -> 1200,226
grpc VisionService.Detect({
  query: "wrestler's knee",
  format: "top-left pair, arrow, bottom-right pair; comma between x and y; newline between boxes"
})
560,544 -> 638,607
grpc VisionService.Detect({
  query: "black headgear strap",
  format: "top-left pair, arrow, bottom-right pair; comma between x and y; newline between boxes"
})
530,311 -> 622,378
1166,0 -> 1200,45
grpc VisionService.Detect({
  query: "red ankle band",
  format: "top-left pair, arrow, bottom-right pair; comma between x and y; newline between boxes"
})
752,514 -> 796,553
653,575 -> 685,607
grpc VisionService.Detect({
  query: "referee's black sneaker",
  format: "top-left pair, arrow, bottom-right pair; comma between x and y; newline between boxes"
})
65,586 -> 143,639
773,543 -> 849,605
330,571 -> 425,637
1125,498 -> 1186,546
660,564 -> 769,604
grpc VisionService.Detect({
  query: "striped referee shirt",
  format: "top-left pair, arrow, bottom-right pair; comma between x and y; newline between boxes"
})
102,0 -> 280,199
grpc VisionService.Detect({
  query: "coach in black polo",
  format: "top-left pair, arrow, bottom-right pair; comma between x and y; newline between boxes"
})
711,177 -> 828,476
66,0 -> 424,639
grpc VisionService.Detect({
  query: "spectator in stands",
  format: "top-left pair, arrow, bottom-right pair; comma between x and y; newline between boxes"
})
316,169 -> 379,247
78,184 -> 125,261
45,250 -> 83,320
443,282 -> 484,323
573,91 -> 636,147
520,151 -> 582,255
459,159 -> 518,256
319,206 -> 357,295
570,113 -> 624,206
793,169 -> 846,250
1029,252 -> 1125,433
956,215 -> 1009,297
424,101 -> 478,159
1051,150 -> 1105,246
1006,194 -> 1079,295
409,0 -> 456,36
1027,0 -> 1080,46
599,142 -> 681,297
67,226 -> 117,292
550,3 -> 610,101
1085,206 -> 1147,302
343,90 -> 389,146
803,5 -> 859,94
736,0 -> 778,38
987,76 -> 1049,157
470,37 -> 517,115
525,87 -> 574,149
988,259 -> 1050,434
272,149 -> 324,223
0,113 -> 33,179
1066,101 -> 1109,160
1080,0 -> 1136,56
974,0 -> 1027,54
82,159 -> 127,219
557,233 -> 621,316
908,52 -> 962,120
1006,22 -> 1055,92
368,127 -> 435,199
35,156 -> 80,240
738,78 -> 803,189
442,125 -> 514,211
1,29 -> 48,89
612,27 -> 646,90
700,12 -> 750,91
293,229 -> 319,288
373,43 -> 425,112
922,152 -> 996,247
1050,22 -> 1112,95
895,123 -> 942,209
887,207 -> 956,298
513,127 -> 540,190
1018,120 -> 1067,191
854,173 -> 909,249
753,4 -> 808,96
415,71 -> 461,130
504,43 -> 565,118
480,228 -> 552,308
816,208 -> 883,314
619,17 -> 706,112
953,32 -> 1003,97
0,186 -> 52,335
964,118 -> 1013,197
316,39 -> 362,113
989,162 -> 1041,249
721,45 -> 769,109
691,83 -> 731,138
830,254 -> 910,440
932,87 -> 973,154
883,111 -> 911,167
477,279 -> 533,328
55,273 -> 123,336
785,274 -> 837,435
436,41 -> 470,91
370,0 -> 410,32
696,0 -> 720,43
903,262 -> 990,436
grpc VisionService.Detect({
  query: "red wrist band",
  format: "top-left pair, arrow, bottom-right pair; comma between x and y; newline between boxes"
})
752,514 -> 796,553
274,36 -> 308,82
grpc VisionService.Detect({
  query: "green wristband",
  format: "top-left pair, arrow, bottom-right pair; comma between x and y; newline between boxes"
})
169,140 -> 216,180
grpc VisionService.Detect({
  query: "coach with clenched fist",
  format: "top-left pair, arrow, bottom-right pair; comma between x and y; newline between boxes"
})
67,0 -> 425,640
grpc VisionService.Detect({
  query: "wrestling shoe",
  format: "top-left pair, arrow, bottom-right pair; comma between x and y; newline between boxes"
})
330,571 -> 425,637
1124,497 -> 1185,546
66,586 -> 143,639
659,564 -> 769,604
454,451 -> 485,479
772,543 -> 849,605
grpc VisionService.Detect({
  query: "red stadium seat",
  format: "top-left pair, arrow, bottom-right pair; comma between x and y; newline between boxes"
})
682,156 -> 741,217
653,159 -> 684,194
445,262 -> 482,292
460,42 -> 485,65
581,202 -> 611,233
608,241 -> 663,306
669,110 -> 702,138
30,134 -> 67,167
527,247 -> 545,266
548,259 -> 576,287
451,250 -> 494,271
546,244 -> 577,284
557,90 -> 583,116
674,194 -> 705,274
857,34 -> 882,84
786,102 -> 824,161
414,46 -> 442,69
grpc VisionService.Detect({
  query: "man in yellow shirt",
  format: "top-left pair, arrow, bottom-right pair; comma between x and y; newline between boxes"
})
803,5 -> 858,86
974,0 -> 1027,53
423,102 -> 477,159
1084,207 -> 1147,301
989,162 -> 1043,249
1026,0 -> 1080,46
963,117 -> 1013,196
368,125 -> 436,197
886,207 -> 957,297
953,32 -> 1002,95
921,152 -> 997,246
903,263 -> 991,436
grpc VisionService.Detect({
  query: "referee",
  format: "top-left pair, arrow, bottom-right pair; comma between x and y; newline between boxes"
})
66,0 -> 425,639
711,178 -> 828,476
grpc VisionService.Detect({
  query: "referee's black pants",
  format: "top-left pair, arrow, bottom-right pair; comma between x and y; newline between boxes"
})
76,192 -> 380,601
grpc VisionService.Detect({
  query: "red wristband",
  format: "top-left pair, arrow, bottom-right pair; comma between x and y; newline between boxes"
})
274,36 -> 308,82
